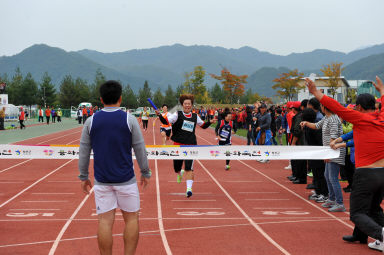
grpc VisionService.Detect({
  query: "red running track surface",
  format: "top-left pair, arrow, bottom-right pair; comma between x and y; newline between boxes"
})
0,120 -> 379,254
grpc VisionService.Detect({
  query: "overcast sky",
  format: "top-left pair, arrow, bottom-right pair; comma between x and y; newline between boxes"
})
1,0 -> 384,56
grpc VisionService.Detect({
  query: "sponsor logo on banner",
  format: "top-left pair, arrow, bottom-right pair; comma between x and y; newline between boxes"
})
264,151 -> 270,157
15,150 -> 21,155
1,149 -> 12,156
210,150 -> 219,157
44,149 -> 54,156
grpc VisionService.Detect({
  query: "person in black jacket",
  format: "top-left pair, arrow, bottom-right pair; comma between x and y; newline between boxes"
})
302,108 -> 328,202
245,106 -> 254,145
215,109 -> 237,170
290,101 -> 307,184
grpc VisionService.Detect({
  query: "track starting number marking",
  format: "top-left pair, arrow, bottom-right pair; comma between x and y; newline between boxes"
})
176,211 -> 225,216
261,211 -> 309,216
6,212 -> 55,217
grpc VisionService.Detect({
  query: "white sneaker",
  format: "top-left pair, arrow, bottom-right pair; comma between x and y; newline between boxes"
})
284,164 -> 291,170
368,240 -> 383,252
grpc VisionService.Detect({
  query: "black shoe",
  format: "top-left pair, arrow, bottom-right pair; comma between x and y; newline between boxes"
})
287,175 -> 293,180
342,235 -> 367,244
306,183 -> 315,189
288,176 -> 296,181
292,179 -> 307,184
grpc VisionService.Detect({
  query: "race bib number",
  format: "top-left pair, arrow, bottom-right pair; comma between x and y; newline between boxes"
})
181,120 -> 195,132
220,129 -> 230,139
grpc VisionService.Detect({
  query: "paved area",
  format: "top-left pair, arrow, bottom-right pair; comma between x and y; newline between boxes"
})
0,118 -> 81,144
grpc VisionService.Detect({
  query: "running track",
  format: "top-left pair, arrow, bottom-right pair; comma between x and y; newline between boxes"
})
0,119 -> 379,254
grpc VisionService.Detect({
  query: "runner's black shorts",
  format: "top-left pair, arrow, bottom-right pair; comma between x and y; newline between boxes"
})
160,127 -> 171,137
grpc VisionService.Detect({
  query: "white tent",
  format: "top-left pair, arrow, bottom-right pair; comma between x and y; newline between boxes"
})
0,104 -> 20,121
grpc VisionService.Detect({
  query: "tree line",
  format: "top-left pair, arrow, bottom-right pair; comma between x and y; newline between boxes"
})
0,65 -> 266,110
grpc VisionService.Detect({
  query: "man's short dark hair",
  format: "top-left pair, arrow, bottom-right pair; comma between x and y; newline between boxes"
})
100,80 -> 122,105
302,108 -> 316,123
356,93 -> 376,110
308,97 -> 320,111
162,104 -> 168,108
301,99 -> 308,108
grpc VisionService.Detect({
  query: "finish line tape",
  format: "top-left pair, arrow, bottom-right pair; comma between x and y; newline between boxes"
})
0,144 -> 339,160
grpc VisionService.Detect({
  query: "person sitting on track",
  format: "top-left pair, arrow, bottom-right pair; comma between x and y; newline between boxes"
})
159,104 -> 171,145
215,108 -> 237,170
305,75 -> 384,252
155,94 -> 216,198
78,80 -> 151,255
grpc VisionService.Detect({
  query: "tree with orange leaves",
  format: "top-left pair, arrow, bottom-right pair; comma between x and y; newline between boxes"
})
210,68 -> 247,104
272,69 -> 304,101
320,62 -> 345,99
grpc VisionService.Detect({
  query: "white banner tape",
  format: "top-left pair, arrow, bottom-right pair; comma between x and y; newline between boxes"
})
0,144 -> 339,160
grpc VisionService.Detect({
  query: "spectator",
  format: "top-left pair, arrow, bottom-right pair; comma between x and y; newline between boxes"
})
38,106 -> 44,122
82,106 -> 88,124
303,108 -> 328,203
275,108 -> 284,145
57,108 -> 62,122
19,107 -> 26,129
45,106 -> 51,125
51,107 -> 56,123
306,76 -> 384,250
77,107 -> 83,124
0,106 -> 5,130
290,101 -> 306,184
245,106 -> 254,145
255,103 -> 272,163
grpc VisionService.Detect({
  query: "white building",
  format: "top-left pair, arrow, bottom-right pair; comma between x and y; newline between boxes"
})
297,77 -> 350,104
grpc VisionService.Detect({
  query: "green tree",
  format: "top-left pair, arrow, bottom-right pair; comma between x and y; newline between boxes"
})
89,69 -> 106,107
59,75 -> 77,108
20,73 -> 38,108
38,72 -> 56,107
175,84 -> 184,99
75,78 -> 90,104
153,88 -> 164,108
138,81 -> 152,106
8,67 -> 23,105
163,85 -> 177,108
190,66 -> 208,103
209,83 -> 224,103
122,84 -> 138,109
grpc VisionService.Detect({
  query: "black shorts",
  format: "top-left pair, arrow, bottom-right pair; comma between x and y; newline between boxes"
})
160,128 -> 171,137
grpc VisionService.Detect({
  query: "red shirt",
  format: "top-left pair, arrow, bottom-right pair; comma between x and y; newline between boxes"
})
321,95 -> 384,168
45,109 -> 51,117
286,111 -> 295,130
19,111 -> 25,120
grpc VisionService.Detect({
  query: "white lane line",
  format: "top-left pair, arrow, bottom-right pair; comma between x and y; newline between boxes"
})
240,191 -> 279,194
35,130 -> 82,145
171,200 -> 216,202
238,161 -> 354,230
48,188 -> 94,255
245,199 -> 290,201
224,181 -> 262,183
253,208 -> 302,210
0,223 -> 252,248
153,124 -> 172,255
11,128 -> 82,145
168,181 -> 205,183
0,159 -> 74,208
168,192 -> 212,195
0,181 -> 24,184
9,208 -> 60,211
197,160 -> 291,255
173,208 -> 223,210
0,159 -> 33,173
21,201 -> 68,203
47,181 -> 78,183
32,193 -> 75,195
66,138 -> 80,145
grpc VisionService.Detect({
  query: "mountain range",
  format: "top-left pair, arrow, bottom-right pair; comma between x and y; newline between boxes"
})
1,43 -> 384,97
